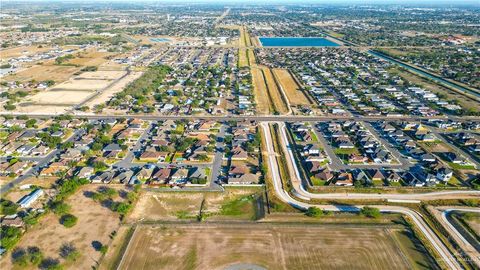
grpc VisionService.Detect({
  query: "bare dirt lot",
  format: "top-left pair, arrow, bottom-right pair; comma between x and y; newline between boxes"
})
27,90 -> 94,105
54,78 -> 112,90
84,71 -> 142,108
76,70 -> 126,80
273,68 -> 311,106
0,185 -> 122,270
118,223 -> 426,270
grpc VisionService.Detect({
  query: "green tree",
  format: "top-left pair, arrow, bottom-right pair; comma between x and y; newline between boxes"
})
0,226 -> 22,250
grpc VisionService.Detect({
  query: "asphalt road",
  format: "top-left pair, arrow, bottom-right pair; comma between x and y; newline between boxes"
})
261,121 -> 469,270
3,112 -> 480,122
209,124 -> 226,190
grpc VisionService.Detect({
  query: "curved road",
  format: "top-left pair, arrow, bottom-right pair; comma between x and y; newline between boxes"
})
261,122 -> 464,270
439,208 -> 480,268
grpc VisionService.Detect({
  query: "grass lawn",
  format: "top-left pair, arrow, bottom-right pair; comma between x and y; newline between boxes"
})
164,154 -> 173,163
334,148 -> 358,155
220,195 -> 256,219
310,131 -> 319,142
448,162 -> 476,170
175,124 -> 185,133
310,177 -> 326,186
389,181 -> 403,187
373,180 -> 385,187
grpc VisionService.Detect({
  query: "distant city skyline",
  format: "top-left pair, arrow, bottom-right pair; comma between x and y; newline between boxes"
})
2,0 -> 480,5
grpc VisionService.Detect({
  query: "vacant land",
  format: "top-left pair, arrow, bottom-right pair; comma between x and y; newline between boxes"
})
9,104 -> 71,114
84,71 -> 142,108
66,50 -> 114,66
251,67 -> 272,114
5,64 -> 81,83
239,26 -> 251,47
118,223 -> 431,270
53,79 -> 112,90
127,188 -> 261,222
128,192 -> 204,221
238,49 -> 248,67
247,49 -> 256,66
0,45 -> 53,60
458,212 -> 480,237
262,67 -> 289,114
273,68 -> 311,106
27,90 -> 93,105
76,70 -> 126,80
0,185 -> 122,270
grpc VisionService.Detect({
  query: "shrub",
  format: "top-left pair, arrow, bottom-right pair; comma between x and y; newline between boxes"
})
99,245 -> 108,255
360,206 -> 381,218
60,242 -> 80,261
51,202 -> 71,216
60,214 -> 78,228
305,207 -> 324,217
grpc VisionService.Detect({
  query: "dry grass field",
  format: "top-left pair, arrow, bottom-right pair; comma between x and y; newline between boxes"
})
461,212 -> 480,236
66,50 -> 114,66
118,224 -> 426,270
251,67 -> 272,114
0,45 -> 53,60
0,185 -> 122,270
273,68 -> 311,106
239,26 -> 250,47
238,49 -> 249,67
128,192 -> 204,221
247,49 -> 256,65
5,65 -> 81,83
127,188 -> 261,222
262,67 -> 289,114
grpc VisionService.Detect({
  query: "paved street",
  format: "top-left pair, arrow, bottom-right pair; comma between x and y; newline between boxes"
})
3,112 -> 480,122
362,122 -> 411,168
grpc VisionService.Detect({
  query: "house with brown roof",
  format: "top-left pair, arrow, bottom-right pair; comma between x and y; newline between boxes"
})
171,168 -> 189,184
151,168 -> 172,184
314,169 -> 334,182
334,172 -> 353,186
231,145 -> 248,160
228,173 -> 260,184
